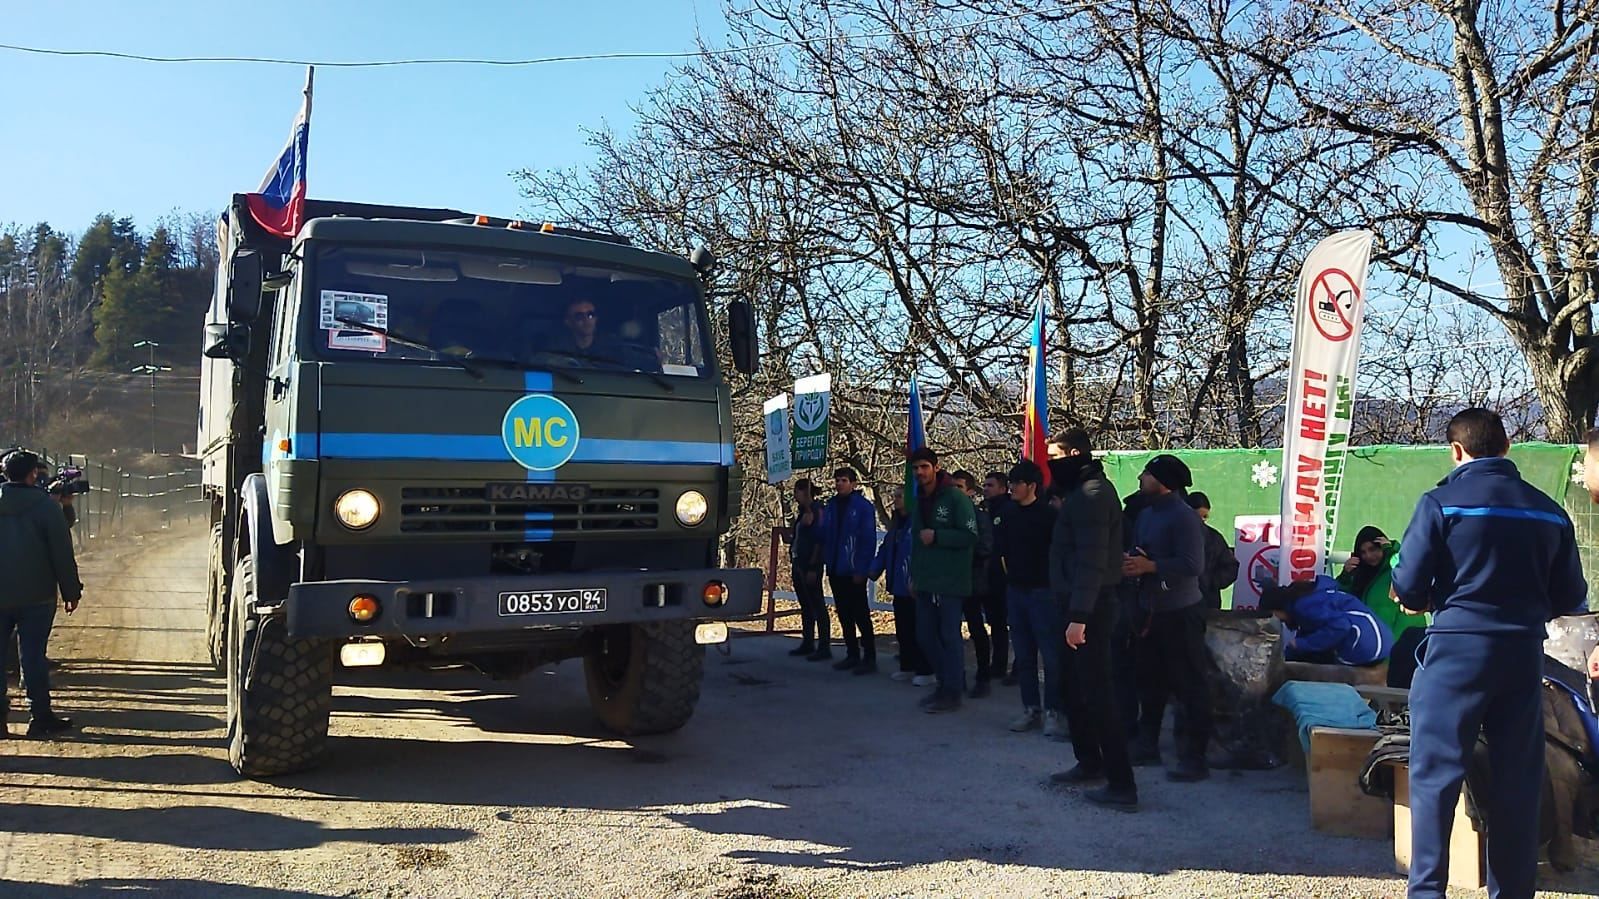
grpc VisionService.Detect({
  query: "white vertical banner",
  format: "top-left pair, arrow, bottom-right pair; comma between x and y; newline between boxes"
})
791,373 -> 832,470
764,393 -> 793,484
1279,230 -> 1373,585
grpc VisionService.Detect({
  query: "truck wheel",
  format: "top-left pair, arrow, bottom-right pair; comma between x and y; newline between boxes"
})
583,621 -> 704,735
205,523 -> 227,670
226,557 -> 335,777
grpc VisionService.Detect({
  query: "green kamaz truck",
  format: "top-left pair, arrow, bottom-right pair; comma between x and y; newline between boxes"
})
199,196 -> 762,777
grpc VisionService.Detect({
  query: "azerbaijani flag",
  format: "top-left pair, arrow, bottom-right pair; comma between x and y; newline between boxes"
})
246,67 -> 313,239
1022,296 -> 1051,487
904,375 -> 927,520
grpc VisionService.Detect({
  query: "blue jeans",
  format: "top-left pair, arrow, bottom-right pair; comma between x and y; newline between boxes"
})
915,592 -> 966,696
1007,586 -> 1064,712
1408,632 -> 1544,899
0,603 -> 56,718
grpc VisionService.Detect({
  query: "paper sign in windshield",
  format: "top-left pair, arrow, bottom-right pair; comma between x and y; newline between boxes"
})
320,290 -> 389,351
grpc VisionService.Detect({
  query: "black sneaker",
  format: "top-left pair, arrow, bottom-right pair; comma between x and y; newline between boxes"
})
924,692 -> 961,714
805,647 -> 833,662
788,643 -> 816,657
968,679 -> 992,699
27,715 -> 73,738
852,659 -> 878,676
1050,764 -> 1105,785
1084,785 -> 1139,812
1167,759 -> 1210,782
831,656 -> 861,671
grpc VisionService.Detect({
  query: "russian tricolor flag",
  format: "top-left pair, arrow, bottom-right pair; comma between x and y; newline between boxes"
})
1022,296 -> 1050,487
246,67 -> 313,239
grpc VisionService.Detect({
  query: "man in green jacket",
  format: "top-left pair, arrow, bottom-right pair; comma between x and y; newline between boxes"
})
909,448 -> 978,714
0,450 -> 82,738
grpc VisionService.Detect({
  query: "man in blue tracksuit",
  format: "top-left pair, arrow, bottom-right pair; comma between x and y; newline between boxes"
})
1257,574 -> 1393,666
821,467 -> 880,675
1392,409 -> 1588,899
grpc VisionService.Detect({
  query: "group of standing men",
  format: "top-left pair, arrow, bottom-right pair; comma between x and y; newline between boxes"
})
788,428 -> 1228,812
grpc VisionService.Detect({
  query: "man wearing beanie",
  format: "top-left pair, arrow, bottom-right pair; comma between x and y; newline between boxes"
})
1047,434 -> 1138,811
1120,453 -> 1212,782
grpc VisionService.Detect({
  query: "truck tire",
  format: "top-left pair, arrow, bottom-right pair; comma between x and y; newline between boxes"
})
583,621 -> 704,736
205,523 -> 227,670
226,557 -> 335,777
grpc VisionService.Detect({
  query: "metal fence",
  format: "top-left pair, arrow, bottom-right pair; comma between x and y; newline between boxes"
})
24,450 -> 204,548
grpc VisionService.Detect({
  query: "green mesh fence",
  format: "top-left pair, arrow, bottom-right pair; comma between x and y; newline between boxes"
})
1097,443 -> 1593,611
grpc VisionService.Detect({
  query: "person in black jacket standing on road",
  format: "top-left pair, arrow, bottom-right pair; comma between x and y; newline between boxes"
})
994,461 -> 1063,736
0,450 -> 82,738
1047,441 -> 1138,811
1122,454 -> 1212,782
954,470 -> 997,698
981,470 -> 1013,685
1185,492 -> 1239,610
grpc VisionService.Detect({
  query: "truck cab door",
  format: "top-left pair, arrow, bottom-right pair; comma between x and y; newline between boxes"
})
262,265 -> 318,545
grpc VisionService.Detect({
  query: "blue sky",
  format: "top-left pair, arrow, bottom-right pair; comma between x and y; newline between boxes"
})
0,1 -> 726,230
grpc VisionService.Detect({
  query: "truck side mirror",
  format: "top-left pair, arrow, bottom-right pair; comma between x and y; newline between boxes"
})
203,322 -> 249,360
727,300 -> 758,375
228,251 -> 264,322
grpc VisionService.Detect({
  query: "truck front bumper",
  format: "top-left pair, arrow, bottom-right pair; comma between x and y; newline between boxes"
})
284,567 -> 763,639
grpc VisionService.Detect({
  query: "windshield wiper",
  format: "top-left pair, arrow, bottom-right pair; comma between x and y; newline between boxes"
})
542,349 -> 676,393
466,356 -> 585,386
334,316 -> 484,381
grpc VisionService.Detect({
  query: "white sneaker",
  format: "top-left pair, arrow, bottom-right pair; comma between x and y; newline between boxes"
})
1042,710 -> 1064,738
911,674 -> 937,687
890,670 -> 914,682
1010,708 -> 1042,732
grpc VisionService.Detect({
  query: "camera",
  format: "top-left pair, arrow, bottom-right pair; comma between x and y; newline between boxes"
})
45,467 -> 89,497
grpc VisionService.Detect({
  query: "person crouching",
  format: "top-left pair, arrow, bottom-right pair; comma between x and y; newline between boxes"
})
1257,573 -> 1394,668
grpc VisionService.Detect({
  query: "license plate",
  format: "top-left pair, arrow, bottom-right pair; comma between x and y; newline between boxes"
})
498,588 -> 607,617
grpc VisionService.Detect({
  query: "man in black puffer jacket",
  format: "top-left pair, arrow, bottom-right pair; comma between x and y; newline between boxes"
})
1048,438 -> 1138,811
0,450 -> 82,738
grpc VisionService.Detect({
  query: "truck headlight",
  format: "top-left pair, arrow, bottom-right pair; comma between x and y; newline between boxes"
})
675,490 -> 709,527
335,489 -> 380,530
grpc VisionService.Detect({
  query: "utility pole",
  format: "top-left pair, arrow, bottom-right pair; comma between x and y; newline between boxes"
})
132,340 -> 171,454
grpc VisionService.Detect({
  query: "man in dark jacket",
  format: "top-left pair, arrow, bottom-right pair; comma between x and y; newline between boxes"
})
982,470 -> 1014,685
995,461 -> 1062,735
1047,441 -> 1138,811
954,470 -> 996,698
1185,492 -> 1239,610
0,450 -> 82,738
822,467 -> 879,674
787,479 -> 828,659
1122,454 -> 1212,781
1392,409 -> 1588,899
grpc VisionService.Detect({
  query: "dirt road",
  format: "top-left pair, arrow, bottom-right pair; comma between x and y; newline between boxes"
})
3,524 -> 1595,898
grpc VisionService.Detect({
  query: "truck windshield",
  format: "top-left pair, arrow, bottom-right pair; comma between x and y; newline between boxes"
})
309,245 -> 712,377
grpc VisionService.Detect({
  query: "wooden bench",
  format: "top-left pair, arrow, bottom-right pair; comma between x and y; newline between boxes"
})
1284,659 -> 1390,688
1391,764 -> 1487,890
1308,726 -> 1390,839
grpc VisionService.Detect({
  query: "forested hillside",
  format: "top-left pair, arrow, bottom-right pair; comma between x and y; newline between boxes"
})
1,212 -> 216,456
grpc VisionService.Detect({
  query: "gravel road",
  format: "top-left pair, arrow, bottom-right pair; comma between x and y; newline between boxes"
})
2,524 -> 1595,898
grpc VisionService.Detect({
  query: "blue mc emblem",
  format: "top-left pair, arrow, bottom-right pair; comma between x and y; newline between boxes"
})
501,394 -> 581,471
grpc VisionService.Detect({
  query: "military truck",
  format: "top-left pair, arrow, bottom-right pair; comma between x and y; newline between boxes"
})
199,196 -> 762,777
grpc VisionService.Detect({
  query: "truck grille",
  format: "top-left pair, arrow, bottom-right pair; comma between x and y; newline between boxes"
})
399,486 -> 661,534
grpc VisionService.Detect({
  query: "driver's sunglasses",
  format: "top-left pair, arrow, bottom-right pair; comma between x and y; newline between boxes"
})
569,310 -> 597,320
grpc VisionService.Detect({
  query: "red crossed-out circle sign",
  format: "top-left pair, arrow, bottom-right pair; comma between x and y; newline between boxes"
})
1241,545 -> 1279,606
1308,267 -> 1361,342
